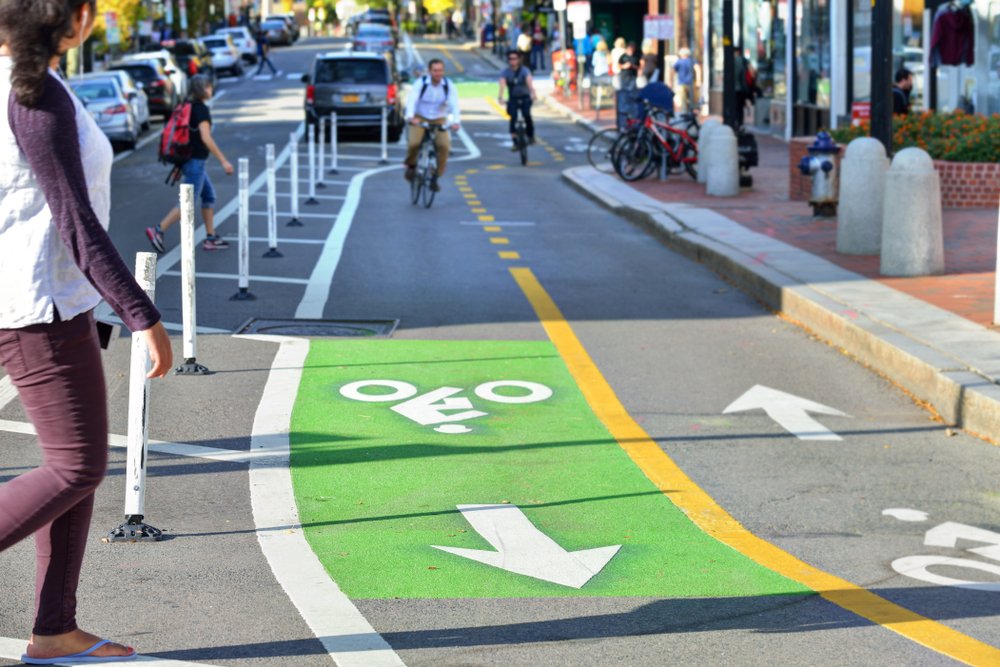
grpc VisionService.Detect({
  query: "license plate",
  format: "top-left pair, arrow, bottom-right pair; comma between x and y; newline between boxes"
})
340,94 -> 361,104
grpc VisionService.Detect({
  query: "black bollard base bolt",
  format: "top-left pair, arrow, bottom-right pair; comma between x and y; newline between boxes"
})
176,358 -> 211,375
231,288 -> 257,301
305,197 -> 319,206
262,248 -> 283,258
104,516 -> 163,543
287,218 -> 304,227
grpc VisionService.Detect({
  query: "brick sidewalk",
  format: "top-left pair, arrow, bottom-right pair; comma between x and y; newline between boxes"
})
547,89 -> 1000,328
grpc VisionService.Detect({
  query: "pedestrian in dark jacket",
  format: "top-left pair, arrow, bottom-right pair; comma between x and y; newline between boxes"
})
893,68 -> 913,115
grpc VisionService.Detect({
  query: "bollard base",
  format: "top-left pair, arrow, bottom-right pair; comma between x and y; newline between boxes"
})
104,516 -> 163,543
263,248 -> 283,258
176,358 -> 211,375
317,182 -> 328,189
811,202 -> 837,217
230,288 -> 257,301
305,198 -> 319,206
287,218 -> 304,227
328,168 -> 339,175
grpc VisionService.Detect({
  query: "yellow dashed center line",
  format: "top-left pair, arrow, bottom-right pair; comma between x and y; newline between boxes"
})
438,46 -> 465,74
478,215 -> 496,222
489,237 -> 509,245
472,208 -> 488,214
499,251 -> 520,259
483,226 -> 501,232
463,193 -> 477,199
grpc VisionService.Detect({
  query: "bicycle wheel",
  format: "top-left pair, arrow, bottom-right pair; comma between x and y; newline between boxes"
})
517,125 -> 528,166
421,160 -> 436,208
586,127 -> 619,172
682,140 -> 698,181
615,135 -> 655,182
410,162 -> 422,205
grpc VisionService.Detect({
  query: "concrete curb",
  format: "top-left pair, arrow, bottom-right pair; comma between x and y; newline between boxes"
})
561,165 -> 1000,444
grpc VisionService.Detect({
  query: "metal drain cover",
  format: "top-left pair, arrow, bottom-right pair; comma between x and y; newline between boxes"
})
234,318 -> 398,338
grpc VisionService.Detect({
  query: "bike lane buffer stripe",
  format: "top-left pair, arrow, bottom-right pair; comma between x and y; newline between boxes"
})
290,338 -> 806,599
508,266 -> 1000,666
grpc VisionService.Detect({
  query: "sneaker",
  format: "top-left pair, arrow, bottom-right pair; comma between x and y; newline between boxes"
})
528,136 -> 536,145
404,166 -> 416,182
202,239 -> 228,251
145,226 -> 165,253
510,142 -> 520,152
205,234 -> 229,248
430,175 -> 440,192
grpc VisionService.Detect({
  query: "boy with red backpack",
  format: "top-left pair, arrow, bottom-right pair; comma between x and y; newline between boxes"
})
147,74 -> 234,253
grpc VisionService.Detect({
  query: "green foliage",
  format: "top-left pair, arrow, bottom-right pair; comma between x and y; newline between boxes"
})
828,111 -> 1000,164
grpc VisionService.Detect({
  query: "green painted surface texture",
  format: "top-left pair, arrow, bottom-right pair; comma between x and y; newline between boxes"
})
290,339 -> 808,600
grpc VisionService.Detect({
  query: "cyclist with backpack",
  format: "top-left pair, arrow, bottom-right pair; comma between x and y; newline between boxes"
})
147,74 -> 234,253
498,50 -> 537,150
403,59 -> 461,192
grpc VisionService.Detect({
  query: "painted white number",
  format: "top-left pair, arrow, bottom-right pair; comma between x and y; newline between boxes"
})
338,380 -> 554,434
888,516 -> 1000,592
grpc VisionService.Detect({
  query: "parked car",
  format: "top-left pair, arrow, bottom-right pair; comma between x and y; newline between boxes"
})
107,60 -> 178,119
201,34 -> 243,77
123,50 -> 187,99
269,12 -> 300,42
69,76 -> 140,150
162,39 -> 216,85
215,26 -> 258,64
75,70 -> 151,132
353,22 -> 395,54
303,51 -> 404,142
260,19 -> 293,46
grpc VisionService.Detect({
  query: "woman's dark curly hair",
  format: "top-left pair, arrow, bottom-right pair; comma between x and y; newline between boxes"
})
0,0 -> 95,108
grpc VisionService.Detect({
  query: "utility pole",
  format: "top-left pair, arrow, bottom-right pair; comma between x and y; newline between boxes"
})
870,0 -> 894,155
722,0 -> 736,128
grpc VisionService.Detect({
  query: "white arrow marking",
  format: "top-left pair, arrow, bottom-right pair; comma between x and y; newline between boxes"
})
723,385 -> 848,441
882,508 -> 930,522
431,504 -> 621,589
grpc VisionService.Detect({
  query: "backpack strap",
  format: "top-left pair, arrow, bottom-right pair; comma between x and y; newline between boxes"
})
418,76 -> 450,101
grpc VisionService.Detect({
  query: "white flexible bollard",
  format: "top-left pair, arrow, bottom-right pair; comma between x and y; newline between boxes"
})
329,112 -> 339,174
105,252 -> 162,543
837,137 -> 889,255
380,104 -> 389,164
231,157 -> 255,300
705,124 -> 739,197
288,132 -> 302,226
317,117 -> 327,189
306,123 -> 318,205
697,118 -> 721,185
263,143 -> 282,258
880,147 -> 944,276
176,184 -> 209,375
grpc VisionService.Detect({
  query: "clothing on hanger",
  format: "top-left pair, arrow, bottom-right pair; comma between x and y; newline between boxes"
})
930,1 -> 975,67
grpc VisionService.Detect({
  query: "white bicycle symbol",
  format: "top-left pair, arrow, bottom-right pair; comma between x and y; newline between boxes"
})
340,380 -> 553,434
888,513 -> 1000,592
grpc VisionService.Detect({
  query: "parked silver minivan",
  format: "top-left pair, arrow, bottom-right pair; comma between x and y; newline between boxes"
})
303,51 -> 405,141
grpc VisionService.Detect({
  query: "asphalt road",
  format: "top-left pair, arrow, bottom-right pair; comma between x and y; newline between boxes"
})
0,36 -> 998,667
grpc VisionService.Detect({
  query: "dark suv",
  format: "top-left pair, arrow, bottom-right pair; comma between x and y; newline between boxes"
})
107,60 -> 178,118
303,52 -> 404,141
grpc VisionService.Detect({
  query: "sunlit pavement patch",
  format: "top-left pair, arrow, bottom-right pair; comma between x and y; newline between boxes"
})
290,340 -> 807,600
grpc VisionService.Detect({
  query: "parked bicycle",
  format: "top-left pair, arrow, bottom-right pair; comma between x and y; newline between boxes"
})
613,104 -> 700,182
410,123 -> 450,208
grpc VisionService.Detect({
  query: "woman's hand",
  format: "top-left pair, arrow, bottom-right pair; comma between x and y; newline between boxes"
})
221,159 -> 234,175
142,322 -> 173,378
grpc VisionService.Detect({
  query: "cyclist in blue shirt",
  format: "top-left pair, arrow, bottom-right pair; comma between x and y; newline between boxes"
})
498,51 -> 538,149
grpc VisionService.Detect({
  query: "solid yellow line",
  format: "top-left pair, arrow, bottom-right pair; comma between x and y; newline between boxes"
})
486,96 -> 511,120
508,266 -> 1000,667
438,46 -> 465,74
499,251 -> 520,259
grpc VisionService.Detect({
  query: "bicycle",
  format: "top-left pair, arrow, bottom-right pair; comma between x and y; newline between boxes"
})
513,116 -> 528,166
410,123 -> 448,208
614,103 -> 699,182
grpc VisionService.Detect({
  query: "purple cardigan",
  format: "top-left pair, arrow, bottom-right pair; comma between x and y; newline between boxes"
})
8,76 -> 160,332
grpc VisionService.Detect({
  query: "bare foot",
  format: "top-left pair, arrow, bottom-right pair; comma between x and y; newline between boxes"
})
25,628 -> 135,660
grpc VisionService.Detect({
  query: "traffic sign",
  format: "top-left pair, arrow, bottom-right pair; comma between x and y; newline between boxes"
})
566,0 -> 591,24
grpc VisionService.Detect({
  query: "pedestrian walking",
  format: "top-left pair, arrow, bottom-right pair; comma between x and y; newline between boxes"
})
617,41 -> 640,90
591,39 -> 611,81
672,47 -> 702,112
0,1 -> 172,664
893,68 -> 913,115
638,40 -> 659,87
147,75 -> 234,253
516,23 -> 533,65
610,37 -> 626,89
255,29 -> 278,75
530,21 -> 547,72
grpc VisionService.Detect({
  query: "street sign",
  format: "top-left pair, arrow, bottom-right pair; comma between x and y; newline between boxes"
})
566,0 -> 590,24
643,14 -> 674,41
553,0 -> 567,10
104,12 -> 121,45
851,102 -> 871,126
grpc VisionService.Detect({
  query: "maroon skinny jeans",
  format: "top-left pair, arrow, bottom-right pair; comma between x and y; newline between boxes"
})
0,310 -> 108,636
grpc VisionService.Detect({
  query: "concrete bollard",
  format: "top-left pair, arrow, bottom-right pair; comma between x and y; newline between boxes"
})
880,147 -> 944,277
697,118 -> 722,185
837,138 -> 889,255
705,125 -> 739,197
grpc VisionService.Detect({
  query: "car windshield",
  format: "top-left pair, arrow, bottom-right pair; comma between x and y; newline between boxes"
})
315,59 -> 388,84
263,21 -> 285,29
113,65 -> 157,83
170,42 -> 197,55
203,39 -> 227,49
71,82 -> 119,100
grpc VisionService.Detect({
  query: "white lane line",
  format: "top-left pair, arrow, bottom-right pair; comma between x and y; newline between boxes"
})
162,271 -> 309,285
0,419 -> 264,464
275,176 -> 356,183
111,131 -> 161,164
221,236 -> 327,245
251,192 -> 346,200
0,375 -> 17,412
249,211 -> 339,218
244,335 -> 405,666
294,126 -> 481,319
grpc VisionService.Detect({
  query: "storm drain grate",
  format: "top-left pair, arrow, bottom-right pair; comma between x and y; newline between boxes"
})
234,318 -> 398,338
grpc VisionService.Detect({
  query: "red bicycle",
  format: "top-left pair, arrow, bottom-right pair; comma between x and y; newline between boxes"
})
613,103 -> 699,182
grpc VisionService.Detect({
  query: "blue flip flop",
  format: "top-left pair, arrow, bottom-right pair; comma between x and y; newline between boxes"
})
21,639 -> 137,664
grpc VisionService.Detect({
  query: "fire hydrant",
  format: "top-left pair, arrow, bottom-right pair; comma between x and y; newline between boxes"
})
798,132 -> 841,217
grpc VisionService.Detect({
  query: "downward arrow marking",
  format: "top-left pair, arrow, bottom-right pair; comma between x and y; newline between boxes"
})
432,504 -> 621,589
723,385 -> 848,441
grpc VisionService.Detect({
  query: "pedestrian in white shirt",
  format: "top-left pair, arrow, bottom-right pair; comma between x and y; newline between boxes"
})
403,59 -> 461,191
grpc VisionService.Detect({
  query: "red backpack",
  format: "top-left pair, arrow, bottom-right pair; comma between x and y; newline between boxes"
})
159,101 -> 193,166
